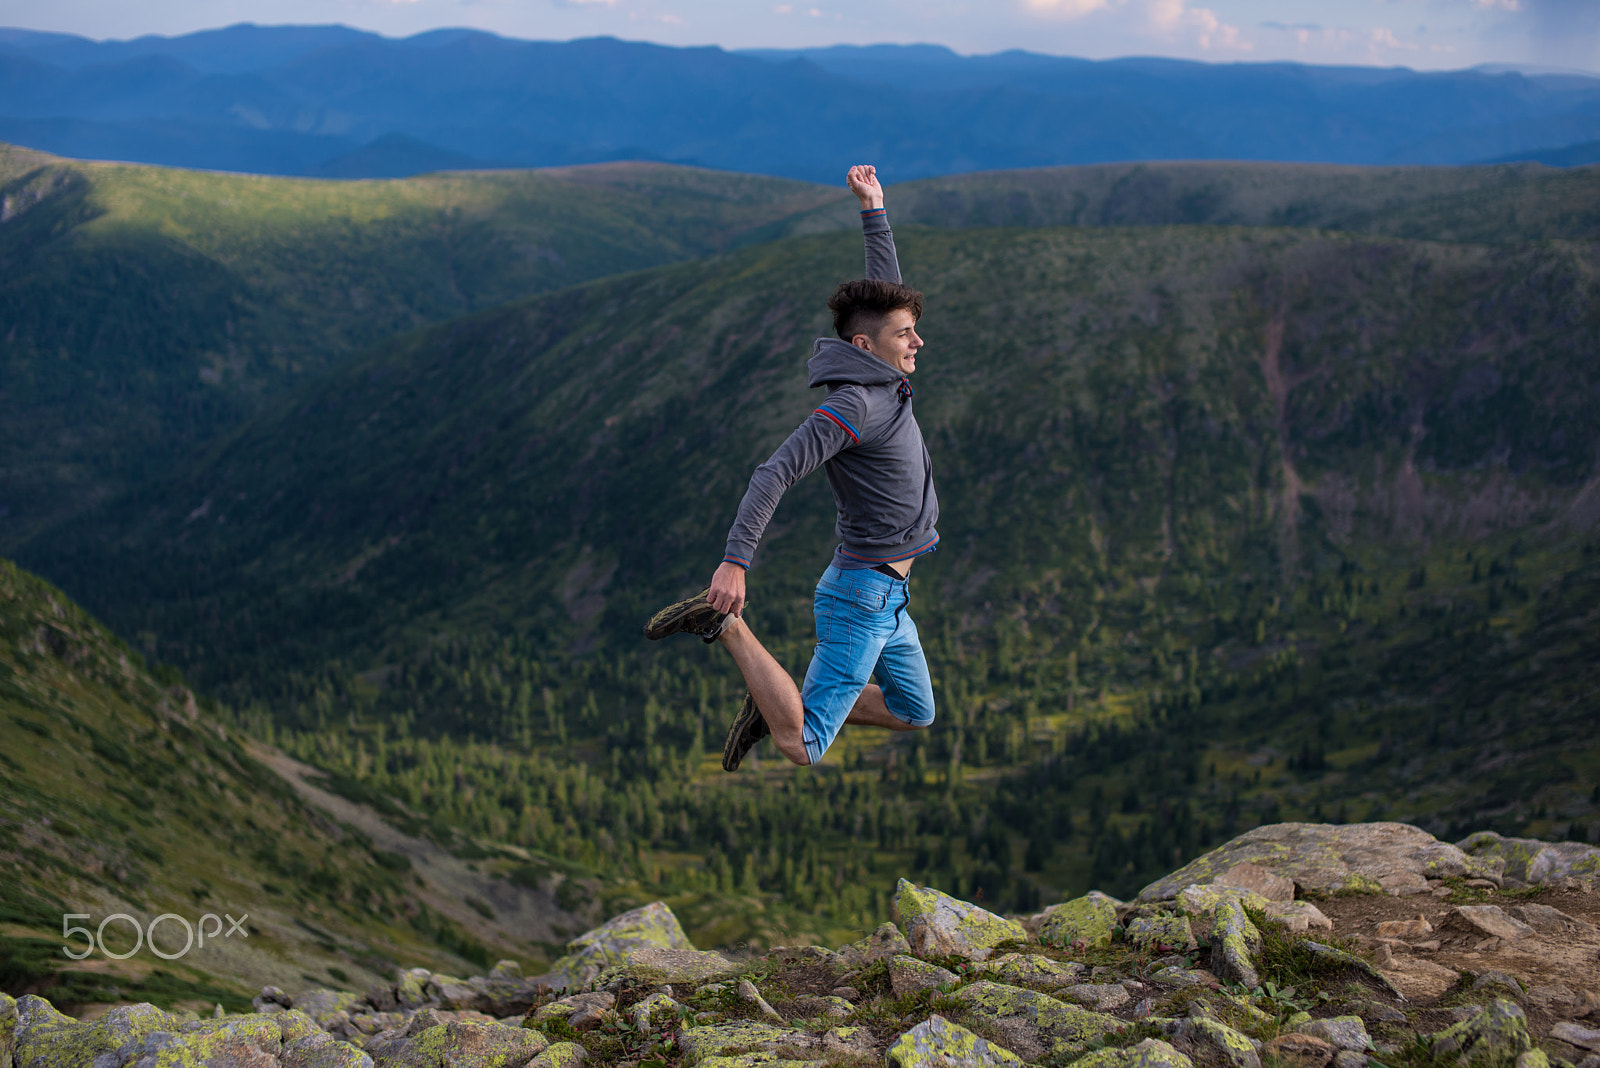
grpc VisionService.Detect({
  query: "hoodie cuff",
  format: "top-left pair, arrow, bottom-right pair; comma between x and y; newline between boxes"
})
721,552 -> 752,570
860,207 -> 889,232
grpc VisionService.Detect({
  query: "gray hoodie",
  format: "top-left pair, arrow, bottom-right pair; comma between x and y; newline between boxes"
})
722,209 -> 939,572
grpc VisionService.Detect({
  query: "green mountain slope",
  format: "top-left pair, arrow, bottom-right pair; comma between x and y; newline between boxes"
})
0,558 -> 594,1011
0,147 -> 840,548
18,218 -> 1599,930
778,161 -> 1600,244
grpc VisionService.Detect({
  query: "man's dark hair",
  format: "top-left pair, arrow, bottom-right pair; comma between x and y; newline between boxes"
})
829,279 -> 924,342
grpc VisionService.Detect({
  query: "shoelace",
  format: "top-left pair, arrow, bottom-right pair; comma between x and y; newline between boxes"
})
897,377 -> 914,401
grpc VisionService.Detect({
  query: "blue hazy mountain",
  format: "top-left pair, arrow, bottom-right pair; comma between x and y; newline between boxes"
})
2,24 -> 1599,181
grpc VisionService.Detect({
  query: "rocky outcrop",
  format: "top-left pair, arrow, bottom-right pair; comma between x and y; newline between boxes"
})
10,824 -> 1599,1068
1138,822 -> 1504,901
1457,833 -> 1600,887
894,879 -> 1030,960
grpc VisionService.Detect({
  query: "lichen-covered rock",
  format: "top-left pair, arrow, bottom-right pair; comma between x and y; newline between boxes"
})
1058,984 -> 1132,1012
1139,823 -> 1503,902
1332,1052 -> 1368,1068
395,971 -> 433,1011
591,946 -> 738,990
838,921 -> 913,967
675,1020 -> 806,1066
1176,884 -> 1271,929
886,1014 -> 1023,1067
124,1014 -> 291,1068
1,992 -> 15,1068
1456,833 -> 1600,886
540,901 -> 693,991
255,986 -> 294,1013
370,1018 -> 548,1068
281,1030 -> 376,1068
629,993 -> 680,1031
889,954 -> 958,995
1127,913 -> 1197,953
1551,1023 -> 1600,1053
297,990 -> 373,1026
1431,1000 -> 1533,1068
528,1041 -> 588,1068
1036,892 -> 1120,948
1294,1017 -> 1370,1053
1074,1038 -> 1195,1068
694,1056 -> 814,1068
1451,906 -> 1535,944
1213,862 -> 1296,902
1209,898 -> 1262,989
1299,942 -> 1402,997
894,880 -> 1029,960
734,980 -> 783,1023
531,993 -> 615,1032
983,953 -> 1084,991
1161,1017 -> 1262,1068
950,981 -> 1125,1058
15,998 -> 187,1068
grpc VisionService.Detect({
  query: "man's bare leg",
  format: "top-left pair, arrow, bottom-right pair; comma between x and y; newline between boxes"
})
717,616 -> 811,764
844,684 -> 922,731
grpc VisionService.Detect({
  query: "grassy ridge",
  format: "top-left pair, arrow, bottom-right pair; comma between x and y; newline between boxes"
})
0,558 -> 570,1009
16,217 -> 1599,932
0,151 -> 840,547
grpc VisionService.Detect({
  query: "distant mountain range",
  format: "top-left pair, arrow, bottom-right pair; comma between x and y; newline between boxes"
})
3,24 -> 1600,181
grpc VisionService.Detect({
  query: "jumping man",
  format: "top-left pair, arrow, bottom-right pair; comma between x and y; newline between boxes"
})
644,163 -> 940,770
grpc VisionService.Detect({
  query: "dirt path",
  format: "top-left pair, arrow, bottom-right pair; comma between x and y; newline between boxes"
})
247,741 -> 579,963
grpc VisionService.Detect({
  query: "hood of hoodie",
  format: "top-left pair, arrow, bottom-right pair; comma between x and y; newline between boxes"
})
807,337 -> 905,389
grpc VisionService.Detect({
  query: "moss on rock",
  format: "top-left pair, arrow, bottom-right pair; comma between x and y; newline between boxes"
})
886,1013 -> 1023,1067
1036,893 -> 1119,949
1430,1000 -> 1533,1068
950,981 -> 1124,1058
1074,1038 -> 1196,1068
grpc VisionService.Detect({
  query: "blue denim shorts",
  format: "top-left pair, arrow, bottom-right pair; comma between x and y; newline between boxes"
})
799,563 -> 936,764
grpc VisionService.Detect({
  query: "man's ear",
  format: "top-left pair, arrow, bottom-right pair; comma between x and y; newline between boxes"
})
851,333 -> 874,352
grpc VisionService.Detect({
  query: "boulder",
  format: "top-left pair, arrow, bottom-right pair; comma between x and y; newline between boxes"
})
1036,892 -> 1120,948
890,955 -> 958,996
1160,1017 -> 1262,1068
629,993 -> 680,1031
838,921 -> 913,967
886,1014 -> 1024,1068
894,880 -> 1029,960
735,980 -> 783,1023
15,999 -> 182,1068
281,1030 -> 376,1068
296,990 -> 373,1026
1214,862 -> 1296,902
1456,833 -> 1600,886
1264,901 -> 1333,934
601,947 -> 739,987
983,953 -> 1084,991
1451,906 -> 1535,944
531,993 -> 615,1032
1267,1033 -> 1335,1068
950,981 -> 1124,1060
1,993 -> 15,1068
1507,904 -> 1600,942
1057,984 -> 1132,1012
1551,1023 -> 1600,1054
675,1020 -> 808,1066
1074,1038 -> 1195,1068
540,901 -> 693,991
1139,823 -> 1503,902
369,1018 -> 548,1068
1176,884 -> 1270,929
1210,898 -> 1262,989
528,1041 -> 589,1068
1431,1000 -> 1533,1068
394,971 -> 432,1011
1126,913 -> 1197,953
1294,1017 -> 1370,1053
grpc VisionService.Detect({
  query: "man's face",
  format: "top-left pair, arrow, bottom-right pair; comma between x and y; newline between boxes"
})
854,308 -> 924,376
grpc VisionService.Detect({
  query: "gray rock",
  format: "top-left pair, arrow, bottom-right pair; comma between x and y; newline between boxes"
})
1456,833 -> 1600,886
675,1020 -> 808,1064
281,1031 -> 375,1068
838,921 -> 913,967
1058,984 -> 1132,1012
1161,1017 -> 1263,1068
1453,907 -> 1535,944
1552,1023 -> 1600,1053
1472,972 -> 1525,997
1294,1017 -> 1371,1053
1210,898 -> 1262,989
1036,892 -> 1120,948
1431,999 -> 1533,1067
894,880 -> 1029,961
949,981 -> 1124,1060
890,955 -> 958,996
527,1041 -> 588,1068
735,980 -> 783,1023
370,1018 -> 548,1068
1333,1053 -> 1368,1068
539,901 -> 693,992
1507,904 -> 1600,942
885,1014 -> 1023,1067
254,987 -> 293,1012
394,971 -> 432,1011
1139,823 -> 1503,902
629,993 -> 680,1031
532,992 -> 615,1032
983,952 -> 1084,991
0,992 -> 15,1068
1075,1038 -> 1196,1068
1214,861 -> 1297,902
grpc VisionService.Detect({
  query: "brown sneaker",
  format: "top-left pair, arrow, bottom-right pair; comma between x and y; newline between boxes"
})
722,691 -> 770,772
643,587 -> 730,644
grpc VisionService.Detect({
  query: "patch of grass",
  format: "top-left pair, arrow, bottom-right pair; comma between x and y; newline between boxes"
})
1438,879 -> 1542,906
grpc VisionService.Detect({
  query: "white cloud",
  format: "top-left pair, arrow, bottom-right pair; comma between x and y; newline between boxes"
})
1024,0 -> 1112,18
1469,0 -> 1521,9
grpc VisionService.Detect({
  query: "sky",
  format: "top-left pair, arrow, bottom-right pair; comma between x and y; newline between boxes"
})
2,0 -> 1597,73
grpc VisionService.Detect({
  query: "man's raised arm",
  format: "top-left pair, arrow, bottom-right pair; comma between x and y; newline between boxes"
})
846,164 -> 902,284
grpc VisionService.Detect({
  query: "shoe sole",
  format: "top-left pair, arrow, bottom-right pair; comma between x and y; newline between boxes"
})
722,691 -> 769,772
644,587 -> 728,642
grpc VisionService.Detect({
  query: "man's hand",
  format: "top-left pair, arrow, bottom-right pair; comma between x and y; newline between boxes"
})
708,561 -> 748,618
846,164 -> 884,210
